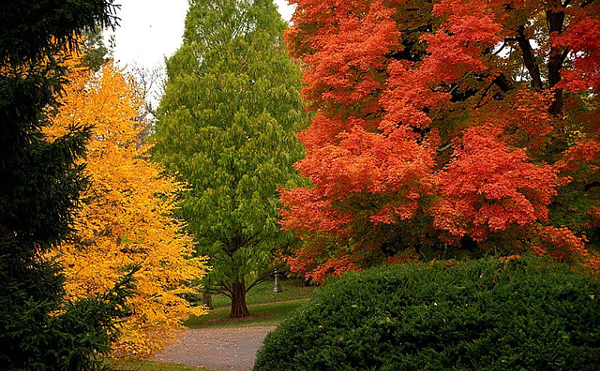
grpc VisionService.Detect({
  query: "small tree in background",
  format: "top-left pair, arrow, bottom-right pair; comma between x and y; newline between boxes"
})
45,56 -> 208,359
0,0 -> 138,369
153,0 -> 308,317
281,0 -> 600,282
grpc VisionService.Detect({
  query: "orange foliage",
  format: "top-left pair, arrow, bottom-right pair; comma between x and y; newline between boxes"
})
435,125 -> 559,242
281,0 -> 600,280
45,56 -> 207,359
286,237 -> 364,283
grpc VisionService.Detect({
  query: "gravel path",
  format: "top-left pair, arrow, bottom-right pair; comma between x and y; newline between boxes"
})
152,326 -> 276,371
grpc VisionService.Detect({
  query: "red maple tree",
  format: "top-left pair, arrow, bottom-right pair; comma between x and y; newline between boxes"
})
281,0 -> 600,282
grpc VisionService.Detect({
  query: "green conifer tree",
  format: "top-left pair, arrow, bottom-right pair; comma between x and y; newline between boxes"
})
153,0 -> 307,318
0,1 -> 134,369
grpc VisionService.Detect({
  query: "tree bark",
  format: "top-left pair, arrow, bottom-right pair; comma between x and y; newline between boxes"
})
202,291 -> 213,310
229,280 -> 251,318
515,25 -> 543,91
546,7 -> 567,116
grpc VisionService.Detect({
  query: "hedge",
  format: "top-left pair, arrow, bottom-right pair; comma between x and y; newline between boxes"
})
254,256 -> 600,370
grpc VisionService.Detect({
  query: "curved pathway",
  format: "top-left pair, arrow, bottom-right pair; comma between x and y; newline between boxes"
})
152,326 -> 276,371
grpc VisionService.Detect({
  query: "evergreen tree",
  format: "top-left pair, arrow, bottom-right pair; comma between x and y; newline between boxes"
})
0,1 -> 133,369
153,0 -> 307,318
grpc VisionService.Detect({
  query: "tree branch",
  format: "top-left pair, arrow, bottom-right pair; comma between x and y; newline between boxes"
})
245,271 -> 276,293
220,281 -> 233,296
515,25 -> 543,90
546,6 -> 567,115
492,72 -> 515,93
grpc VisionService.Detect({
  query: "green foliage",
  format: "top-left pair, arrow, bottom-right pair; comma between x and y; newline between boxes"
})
0,249 -> 136,370
81,28 -> 114,71
255,256 -> 600,371
152,0 -> 309,316
0,0 -> 118,65
0,0 -> 133,369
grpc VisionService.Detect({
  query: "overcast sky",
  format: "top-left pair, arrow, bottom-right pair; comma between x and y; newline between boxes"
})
105,0 -> 295,71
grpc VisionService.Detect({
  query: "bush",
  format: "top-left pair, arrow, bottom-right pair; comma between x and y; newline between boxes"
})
254,256 -> 600,370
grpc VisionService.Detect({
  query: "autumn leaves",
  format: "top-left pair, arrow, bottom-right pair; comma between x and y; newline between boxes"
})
280,0 -> 600,281
40,0 -> 600,358
45,54 -> 207,358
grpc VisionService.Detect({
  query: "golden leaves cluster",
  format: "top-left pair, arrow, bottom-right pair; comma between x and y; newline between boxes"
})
45,54 -> 207,359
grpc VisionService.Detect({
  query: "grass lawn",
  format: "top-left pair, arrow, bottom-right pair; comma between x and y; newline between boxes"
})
210,278 -> 315,308
186,278 -> 317,328
185,298 -> 309,328
110,359 -> 214,371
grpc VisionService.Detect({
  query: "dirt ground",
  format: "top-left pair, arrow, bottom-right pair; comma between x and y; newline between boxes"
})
152,326 -> 277,371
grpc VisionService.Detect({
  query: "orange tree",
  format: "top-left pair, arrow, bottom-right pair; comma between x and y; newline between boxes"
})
281,0 -> 600,282
45,57 -> 207,359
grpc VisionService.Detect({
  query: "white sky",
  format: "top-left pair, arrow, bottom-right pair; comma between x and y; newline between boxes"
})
105,0 -> 295,71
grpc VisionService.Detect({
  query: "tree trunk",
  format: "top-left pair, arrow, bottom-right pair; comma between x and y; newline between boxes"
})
202,291 -> 213,310
546,6 -> 566,116
229,280 -> 250,318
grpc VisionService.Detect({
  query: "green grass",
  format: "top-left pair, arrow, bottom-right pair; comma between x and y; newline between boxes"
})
110,359 -> 215,371
186,299 -> 309,328
186,279 -> 316,328
210,279 -> 315,308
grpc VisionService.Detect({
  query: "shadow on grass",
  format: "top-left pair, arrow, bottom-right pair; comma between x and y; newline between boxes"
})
185,298 -> 310,328
210,279 -> 316,308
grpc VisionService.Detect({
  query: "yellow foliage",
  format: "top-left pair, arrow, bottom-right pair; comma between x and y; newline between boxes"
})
45,55 -> 207,359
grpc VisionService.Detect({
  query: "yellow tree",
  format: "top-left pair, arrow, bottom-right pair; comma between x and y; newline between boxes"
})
45,57 -> 207,359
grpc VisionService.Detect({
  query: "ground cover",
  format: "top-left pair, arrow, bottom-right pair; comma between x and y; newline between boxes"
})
210,278 -> 315,308
186,279 -> 317,328
185,299 -> 309,328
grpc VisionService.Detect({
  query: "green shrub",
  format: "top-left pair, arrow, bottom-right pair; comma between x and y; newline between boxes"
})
254,256 -> 600,370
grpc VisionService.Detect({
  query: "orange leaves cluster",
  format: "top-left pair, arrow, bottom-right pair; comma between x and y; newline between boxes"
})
554,6 -> 600,92
435,125 -> 559,242
287,0 -> 401,115
425,0 -> 503,80
531,225 -> 588,262
285,237 -> 363,283
45,56 -> 207,359
281,0 -> 600,281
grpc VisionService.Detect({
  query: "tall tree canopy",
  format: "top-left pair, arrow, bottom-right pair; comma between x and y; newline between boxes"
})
152,0 -> 308,317
0,0 -> 135,369
281,0 -> 600,282
45,57 -> 207,359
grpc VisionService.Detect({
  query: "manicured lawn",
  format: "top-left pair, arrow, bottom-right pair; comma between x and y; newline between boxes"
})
210,278 -> 315,308
185,298 -> 309,328
111,359 -> 215,371
186,278 -> 317,328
